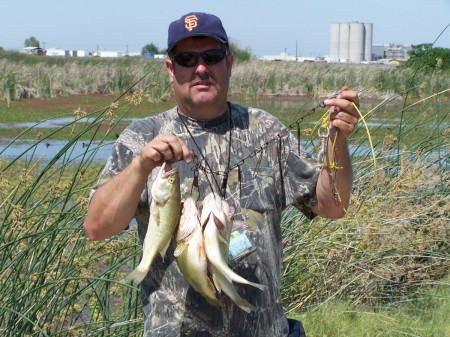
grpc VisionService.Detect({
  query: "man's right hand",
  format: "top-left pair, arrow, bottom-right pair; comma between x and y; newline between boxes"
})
137,134 -> 192,173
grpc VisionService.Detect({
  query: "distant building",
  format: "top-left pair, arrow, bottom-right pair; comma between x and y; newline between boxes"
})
90,50 -> 123,58
260,53 -> 320,63
384,44 -> 410,60
372,44 -> 411,62
126,52 -> 142,57
45,48 -> 86,57
329,22 -> 373,63
46,48 -> 65,57
260,54 -> 297,62
22,47 -> 46,55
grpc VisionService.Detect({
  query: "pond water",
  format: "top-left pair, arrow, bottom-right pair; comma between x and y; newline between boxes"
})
0,97 -> 447,165
0,117 -> 133,129
0,136 -> 395,164
0,139 -> 113,163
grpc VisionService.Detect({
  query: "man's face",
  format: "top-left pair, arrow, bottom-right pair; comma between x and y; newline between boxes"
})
165,37 -> 234,117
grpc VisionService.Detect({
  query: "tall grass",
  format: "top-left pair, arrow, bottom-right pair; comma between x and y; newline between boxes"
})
0,55 -> 449,336
0,97 -> 146,336
294,277 -> 449,337
0,51 -> 171,101
1,50 -> 450,101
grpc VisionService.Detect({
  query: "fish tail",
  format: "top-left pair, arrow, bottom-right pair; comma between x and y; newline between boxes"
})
126,266 -> 148,285
219,264 -> 265,291
233,298 -> 256,313
248,281 -> 266,291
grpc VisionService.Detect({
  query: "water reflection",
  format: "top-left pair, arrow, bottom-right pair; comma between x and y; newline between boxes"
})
0,117 -> 132,129
0,139 -> 113,162
0,136 -> 379,163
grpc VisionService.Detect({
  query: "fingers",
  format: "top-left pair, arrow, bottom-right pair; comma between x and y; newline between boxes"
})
323,87 -> 360,138
139,134 -> 192,171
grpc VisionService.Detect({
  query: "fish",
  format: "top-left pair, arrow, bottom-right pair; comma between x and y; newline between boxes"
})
174,197 -> 221,307
126,162 -> 181,285
209,263 -> 255,313
201,192 -> 265,293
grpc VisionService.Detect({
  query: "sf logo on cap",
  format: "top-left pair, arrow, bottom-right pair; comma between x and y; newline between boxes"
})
184,15 -> 198,31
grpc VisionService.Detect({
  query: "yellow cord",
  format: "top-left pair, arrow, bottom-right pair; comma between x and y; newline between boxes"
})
312,102 -> 378,216
313,88 -> 449,216
346,102 -> 378,216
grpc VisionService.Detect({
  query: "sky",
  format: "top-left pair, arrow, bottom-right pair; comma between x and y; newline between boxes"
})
1,0 -> 449,57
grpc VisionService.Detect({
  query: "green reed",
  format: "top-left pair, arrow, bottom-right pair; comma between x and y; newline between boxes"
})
0,96 -> 145,336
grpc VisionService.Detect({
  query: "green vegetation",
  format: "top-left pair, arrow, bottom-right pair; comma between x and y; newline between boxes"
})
141,42 -> 162,55
229,41 -> 252,62
24,36 -> 40,48
295,277 -> 449,337
403,43 -> 450,72
1,48 -> 449,103
0,54 -> 448,336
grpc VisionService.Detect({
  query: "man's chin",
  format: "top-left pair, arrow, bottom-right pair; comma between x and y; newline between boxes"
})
189,90 -> 219,105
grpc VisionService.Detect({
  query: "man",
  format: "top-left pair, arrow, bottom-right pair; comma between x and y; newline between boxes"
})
83,12 -> 359,337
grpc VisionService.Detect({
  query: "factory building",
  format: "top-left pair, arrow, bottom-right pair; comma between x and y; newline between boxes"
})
329,22 -> 373,63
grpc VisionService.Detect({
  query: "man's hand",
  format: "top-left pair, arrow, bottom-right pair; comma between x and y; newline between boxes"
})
322,86 -> 360,139
138,134 -> 192,172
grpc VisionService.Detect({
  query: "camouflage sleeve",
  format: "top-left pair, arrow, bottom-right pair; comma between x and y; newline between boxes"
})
283,132 -> 321,218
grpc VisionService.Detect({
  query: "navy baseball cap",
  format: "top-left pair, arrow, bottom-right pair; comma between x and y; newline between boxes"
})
167,12 -> 228,53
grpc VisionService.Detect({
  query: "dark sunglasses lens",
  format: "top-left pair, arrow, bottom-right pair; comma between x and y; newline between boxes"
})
173,50 -> 227,67
202,50 -> 226,65
174,53 -> 198,67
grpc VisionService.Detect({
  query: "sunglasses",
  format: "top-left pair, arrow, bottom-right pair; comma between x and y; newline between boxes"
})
170,49 -> 229,67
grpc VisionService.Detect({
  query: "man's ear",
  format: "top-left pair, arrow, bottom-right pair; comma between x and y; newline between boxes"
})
165,58 -> 175,83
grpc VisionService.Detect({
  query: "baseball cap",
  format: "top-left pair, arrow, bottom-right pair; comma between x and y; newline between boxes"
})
167,12 -> 229,53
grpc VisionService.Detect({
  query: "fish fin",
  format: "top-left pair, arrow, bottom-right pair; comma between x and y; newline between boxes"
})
218,263 -> 265,291
154,206 -> 161,225
212,266 -> 256,313
248,281 -> 266,291
159,238 -> 171,260
174,242 -> 188,257
126,267 -> 148,285
233,298 -> 256,313
211,272 -> 222,293
218,233 -> 229,246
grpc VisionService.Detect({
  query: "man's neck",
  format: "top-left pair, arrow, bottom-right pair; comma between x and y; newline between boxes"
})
177,101 -> 229,121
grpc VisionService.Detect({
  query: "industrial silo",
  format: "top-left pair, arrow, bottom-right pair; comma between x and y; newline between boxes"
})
349,22 -> 364,63
364,23 -> 373,61
339,23 -> 350,61
329,22 -> 340,61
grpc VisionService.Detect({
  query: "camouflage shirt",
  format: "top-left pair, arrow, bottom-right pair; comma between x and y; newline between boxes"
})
95,102 -> 321,337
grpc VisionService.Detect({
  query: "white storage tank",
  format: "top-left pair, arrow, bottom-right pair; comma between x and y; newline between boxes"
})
339,23 -> 350,61
329,22 -> 373,63
349,22 -> 364,63
364,23 -> 373,61
329,22 -> 341,61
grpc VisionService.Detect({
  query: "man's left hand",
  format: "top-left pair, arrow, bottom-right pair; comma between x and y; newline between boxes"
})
322,86 -> 360,139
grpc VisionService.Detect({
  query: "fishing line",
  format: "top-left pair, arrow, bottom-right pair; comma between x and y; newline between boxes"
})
178,106 -> 233,199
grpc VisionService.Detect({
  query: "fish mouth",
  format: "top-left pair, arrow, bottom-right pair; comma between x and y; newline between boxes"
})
160,162 -> 178,178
